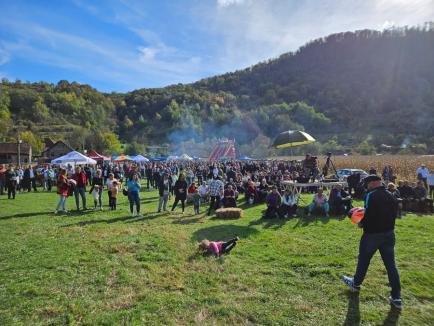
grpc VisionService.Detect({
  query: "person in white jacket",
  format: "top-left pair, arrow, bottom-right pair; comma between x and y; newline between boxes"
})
281,188 -> 298,217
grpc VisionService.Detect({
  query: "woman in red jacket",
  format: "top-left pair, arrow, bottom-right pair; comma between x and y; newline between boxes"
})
55,169 -> 69,214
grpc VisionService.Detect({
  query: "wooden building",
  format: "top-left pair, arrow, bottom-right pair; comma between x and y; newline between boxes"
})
0,142 -> 32,165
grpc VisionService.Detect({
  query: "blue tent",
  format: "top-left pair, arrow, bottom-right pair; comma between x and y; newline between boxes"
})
238,156 -> 253,161
150,156 -> 167,161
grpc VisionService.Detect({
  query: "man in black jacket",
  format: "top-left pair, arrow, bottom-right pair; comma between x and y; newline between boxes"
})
341,175 -> 402,309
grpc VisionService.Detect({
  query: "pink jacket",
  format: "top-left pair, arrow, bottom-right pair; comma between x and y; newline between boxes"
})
208,241 -> 223,255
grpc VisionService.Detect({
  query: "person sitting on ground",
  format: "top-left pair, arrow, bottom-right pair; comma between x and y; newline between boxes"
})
223,184 -> 237,208
245,179 -> 257,204
197,237 -> 239,257
307,188 -> 329,217
329,184 -> 352,215
258,178 -> 269,202
280,188 -> 298,218
263,186 -> 282,219
225,177 -> 239,199
413,181 -> 433,213
397,180 -> 414,211
387,183 -> 403,217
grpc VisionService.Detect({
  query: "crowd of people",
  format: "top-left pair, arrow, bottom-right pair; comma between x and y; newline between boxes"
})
1,159 -> 433,216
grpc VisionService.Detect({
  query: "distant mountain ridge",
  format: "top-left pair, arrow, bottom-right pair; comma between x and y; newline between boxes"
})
1,25 -> 433,155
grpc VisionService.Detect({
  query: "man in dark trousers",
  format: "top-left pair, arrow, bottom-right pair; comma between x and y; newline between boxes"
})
341,175 -> 402,309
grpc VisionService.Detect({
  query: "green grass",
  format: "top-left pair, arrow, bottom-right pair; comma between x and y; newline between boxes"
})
0,189 -> 433,325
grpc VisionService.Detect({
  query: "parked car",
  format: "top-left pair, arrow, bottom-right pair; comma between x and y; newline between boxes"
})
336,168 -> 368,180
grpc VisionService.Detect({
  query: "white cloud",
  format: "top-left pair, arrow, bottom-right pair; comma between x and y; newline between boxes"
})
138,46 -> 158,61
198,0 -> 434,72
217,0 -> 246,8
381,20 -> 396,29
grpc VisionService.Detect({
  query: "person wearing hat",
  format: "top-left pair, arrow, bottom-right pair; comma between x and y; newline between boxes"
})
416,164 -> 429,189
341,175 -> 402,309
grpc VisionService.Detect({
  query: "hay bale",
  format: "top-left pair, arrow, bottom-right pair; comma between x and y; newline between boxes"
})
215,208 -> 243,219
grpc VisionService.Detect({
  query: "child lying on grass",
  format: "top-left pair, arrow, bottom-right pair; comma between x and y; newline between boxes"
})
197,237 -> 239,257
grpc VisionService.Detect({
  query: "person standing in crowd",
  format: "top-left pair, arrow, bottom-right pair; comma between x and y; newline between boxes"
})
0,164 -> 6,195
428,170 -> 434,199
44,165 -> 54,192
207,176 -> 224,216
106,173 -> 117,210
199,181 -> 208,203
54,169 -> 69,214
23,166 -> 30,192
72,166 -> 87,211
127,173 -> 142,217
110,180 -> 119,210
172,173 -> 188,213
158,174 -> 171,213
16,166 -> 23,192
368,166 -> 377,175
5,164 -> 18,199
90,169 -> 104,210
145,165 -> 153,189
28,165 -> 37,192
84,166 -> 92,186
341,175 -> 402,309
416,164 -> 429,189
347,173 -> 361,197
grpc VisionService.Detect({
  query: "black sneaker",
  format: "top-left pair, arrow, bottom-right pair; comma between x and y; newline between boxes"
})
340,275 -> 361,292
389,296 -> 402,309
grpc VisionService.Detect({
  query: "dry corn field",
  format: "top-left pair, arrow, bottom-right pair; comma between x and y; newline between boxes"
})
317,155 -> 434,181
274,155 -> 434,181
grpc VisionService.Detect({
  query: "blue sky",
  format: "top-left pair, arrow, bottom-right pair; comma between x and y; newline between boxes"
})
0,0 -> 433,92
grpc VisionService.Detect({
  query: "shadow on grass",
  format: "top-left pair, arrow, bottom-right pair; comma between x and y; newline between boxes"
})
126,211 -> 170,223
140,196 -> 160,204
293,214 -> 345,228
248,216 -> 289,229
343,291 -> 360,326
0,211 -> 53,220
62,211 -> 163,227
172,214 -> 207,225
191,224 -> 258,241
382,306 -> 401,326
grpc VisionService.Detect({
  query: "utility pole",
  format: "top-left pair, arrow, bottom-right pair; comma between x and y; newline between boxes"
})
17,137 -> 22,167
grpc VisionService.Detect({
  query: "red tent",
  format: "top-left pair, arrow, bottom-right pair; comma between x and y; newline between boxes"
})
86,150 -> 111,162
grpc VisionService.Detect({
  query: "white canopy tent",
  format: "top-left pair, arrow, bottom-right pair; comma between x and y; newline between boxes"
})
51,151 -> 97,166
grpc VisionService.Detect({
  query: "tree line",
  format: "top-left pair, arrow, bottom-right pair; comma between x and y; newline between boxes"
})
1,26 -> 433,156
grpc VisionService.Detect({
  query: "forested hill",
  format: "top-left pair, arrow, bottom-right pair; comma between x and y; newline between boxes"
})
1,26 -> 433,156
192,27 -> 434,145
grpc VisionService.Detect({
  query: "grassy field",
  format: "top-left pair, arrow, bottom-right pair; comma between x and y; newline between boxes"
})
0,189 -> 433,325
